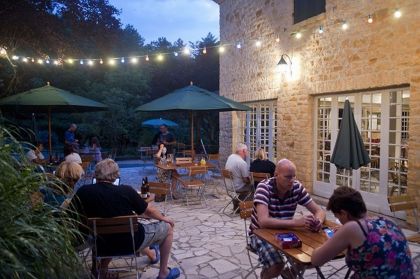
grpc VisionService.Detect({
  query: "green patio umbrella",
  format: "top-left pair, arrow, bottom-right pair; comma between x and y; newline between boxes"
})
331,99 -> 370,170
135,82 -> 251,153
0,83 -> 108,157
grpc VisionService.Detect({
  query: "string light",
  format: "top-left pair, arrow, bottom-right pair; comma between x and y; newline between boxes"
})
6,9 -> 406,68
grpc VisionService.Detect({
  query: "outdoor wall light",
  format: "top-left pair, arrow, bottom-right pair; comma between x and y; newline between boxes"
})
277,54 -> 292,76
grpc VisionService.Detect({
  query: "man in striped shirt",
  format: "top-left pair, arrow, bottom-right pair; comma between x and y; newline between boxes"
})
250,159 -> 326,279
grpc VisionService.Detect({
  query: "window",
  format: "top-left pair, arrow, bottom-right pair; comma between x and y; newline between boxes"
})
239,100 -> 277,163
294,0 -> 326,24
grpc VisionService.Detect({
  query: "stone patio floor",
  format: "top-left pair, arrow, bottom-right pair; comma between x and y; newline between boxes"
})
80,161 -> 420,278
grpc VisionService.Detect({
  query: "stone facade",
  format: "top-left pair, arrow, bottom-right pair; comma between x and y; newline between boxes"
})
215,0 -> 420,205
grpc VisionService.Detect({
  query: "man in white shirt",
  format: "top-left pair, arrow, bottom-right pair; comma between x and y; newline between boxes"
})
26,142 -> 46,164
225,143 -> 252,211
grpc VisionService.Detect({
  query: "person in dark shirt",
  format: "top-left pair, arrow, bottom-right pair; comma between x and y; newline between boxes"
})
71,159 -> 180,279
152,125 -> 176,154
250,148 -> 276,188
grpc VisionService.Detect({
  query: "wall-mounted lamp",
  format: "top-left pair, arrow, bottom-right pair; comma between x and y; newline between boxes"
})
277,54 -> 292,76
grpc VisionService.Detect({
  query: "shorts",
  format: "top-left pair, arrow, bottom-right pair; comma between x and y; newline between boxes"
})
250,234 -> 285,269
138,221 -> 169,251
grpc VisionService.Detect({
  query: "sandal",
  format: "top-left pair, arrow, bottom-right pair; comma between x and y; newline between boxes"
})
156,267 -> 180,279
150,244 -> 160,264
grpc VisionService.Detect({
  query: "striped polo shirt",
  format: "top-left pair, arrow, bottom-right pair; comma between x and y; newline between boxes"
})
249,177 -> 312,235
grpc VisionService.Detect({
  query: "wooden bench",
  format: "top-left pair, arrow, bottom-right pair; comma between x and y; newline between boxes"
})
388,195 -> 420,244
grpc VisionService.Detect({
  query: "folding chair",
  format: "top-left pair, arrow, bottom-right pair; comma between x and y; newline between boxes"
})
175,166 -> 207,207
239,201 -> 262,278
221,169 -> 253,215
250,172 -> 270,190
89,215 -> 142,279
148,181 -> 170,214
175,157 -> 192,176
388,195 -> 420,244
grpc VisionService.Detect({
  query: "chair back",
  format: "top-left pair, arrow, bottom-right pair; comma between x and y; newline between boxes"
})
388,195 -> 420,231
189,166 -> 208,177
148,181 -> 170,196
80,154 -> 94,162
251,172 -> 270,185
222,169 -> 237,197
239,201 -> 254,220
176,157 -> 192,164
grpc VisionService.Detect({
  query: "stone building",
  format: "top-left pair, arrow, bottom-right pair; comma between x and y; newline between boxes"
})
213,0 -> 420,217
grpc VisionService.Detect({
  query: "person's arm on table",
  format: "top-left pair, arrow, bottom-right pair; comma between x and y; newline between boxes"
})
256,203 -> 306,229
311,224 -> 351,266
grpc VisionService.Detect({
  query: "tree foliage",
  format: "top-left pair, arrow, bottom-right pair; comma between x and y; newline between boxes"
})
0,0 -> 220,155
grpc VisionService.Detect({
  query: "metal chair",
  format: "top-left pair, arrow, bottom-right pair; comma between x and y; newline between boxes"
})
175,166 -> 207,207
388,195 -> 420,243
239,201 -> 262,278
89,215 -> 142,279
221,169 -> 252,214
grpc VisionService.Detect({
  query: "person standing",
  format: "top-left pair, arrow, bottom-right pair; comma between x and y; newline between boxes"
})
65,123 -> 79,149
152,125 -> 176,154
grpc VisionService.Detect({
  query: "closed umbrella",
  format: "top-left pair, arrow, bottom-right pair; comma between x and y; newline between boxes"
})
135,82 -> 251,153
331,99 -> 370,170
0,83 -> 108,157
142,118 -> 178,128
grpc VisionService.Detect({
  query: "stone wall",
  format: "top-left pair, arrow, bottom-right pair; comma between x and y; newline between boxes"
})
217,0 -> 420,196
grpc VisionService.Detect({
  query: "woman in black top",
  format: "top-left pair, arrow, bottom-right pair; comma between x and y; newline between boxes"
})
250,148 -> 276,187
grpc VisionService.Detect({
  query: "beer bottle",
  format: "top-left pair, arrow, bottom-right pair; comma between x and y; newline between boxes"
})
144,176 -> 149,194
140,178 -> 147,198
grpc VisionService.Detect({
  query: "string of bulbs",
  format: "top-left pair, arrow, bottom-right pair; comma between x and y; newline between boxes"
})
0,8 -> 403,67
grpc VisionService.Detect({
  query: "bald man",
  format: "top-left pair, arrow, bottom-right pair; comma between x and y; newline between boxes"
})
249,159 -> 326,279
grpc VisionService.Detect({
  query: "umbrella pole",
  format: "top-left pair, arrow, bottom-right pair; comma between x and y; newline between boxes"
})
191,111 -> 194,159
48,108 -> 52,161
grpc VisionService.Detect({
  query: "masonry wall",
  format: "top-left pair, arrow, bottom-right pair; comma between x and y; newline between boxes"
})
217,0 -> 420,196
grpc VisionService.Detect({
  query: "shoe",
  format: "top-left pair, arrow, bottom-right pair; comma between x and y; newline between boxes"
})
156,267 -> 180,279
150,244 -> 160,264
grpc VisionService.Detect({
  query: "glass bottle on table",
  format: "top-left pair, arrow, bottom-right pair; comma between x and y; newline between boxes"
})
140,178 -> 148,199
145,176 -> 149,196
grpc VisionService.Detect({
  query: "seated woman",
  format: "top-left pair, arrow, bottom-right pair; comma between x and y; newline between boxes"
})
312,186 -> 414,278
90,136 -> 102,163
155,144 -> 179,199
250,148 -> 276,188
41,161 -> 84,208
64,144 -> 82,164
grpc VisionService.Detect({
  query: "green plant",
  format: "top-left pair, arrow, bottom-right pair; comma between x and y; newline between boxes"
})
0,124 -> 83,278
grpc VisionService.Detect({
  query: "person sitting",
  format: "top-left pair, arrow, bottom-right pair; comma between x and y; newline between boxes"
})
250,148 -> 276,188
41,161 -> 84,208
155,144 -> 180,199
89,136 -> 102,162
312,186 -> 414,278
70,159 -> 180,279
26,142 -> 47,172
249,159 -> 326,279
225,143 -> 252,211
64,144 -> 82,164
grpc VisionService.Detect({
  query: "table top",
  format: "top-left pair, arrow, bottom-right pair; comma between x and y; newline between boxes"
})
156,161 -> 216,171
253,220 -> 342,265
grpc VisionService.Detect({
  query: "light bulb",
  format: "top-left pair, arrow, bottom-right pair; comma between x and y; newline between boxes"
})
23,57 -> 28,62
37,59 -> 43,64
121,57 -> 125,63
275,37 -> 280,43
295,32 -> 302,39
131,57 -> 138,64
88,60 -> 94,66
236,42 -> 241,49
145,55 -> 149,61
67,58 -> 74,64
174,52 -> 178,57
255,40 -> 262,47
0,48 -> 6,55
318,26 -> 324,34
202,47 -> 207,54
157,54 -> 164,61
108,59 -> 115,65
53,60 -> 59,65
218,46 -> 225,53
368,14 -> 373,23
342,21 -> 349,30
45,60 -> 50,64
100,59 -> 103,64
31,58 -> 35,62
183,47 -> 190,55
80,60 -> 84,65
12,55 -> 19,60
394,9 -> 401,18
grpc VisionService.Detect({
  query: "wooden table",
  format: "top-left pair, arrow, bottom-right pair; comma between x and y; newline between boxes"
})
253,220 -> 345,279
155,161 -> 216,171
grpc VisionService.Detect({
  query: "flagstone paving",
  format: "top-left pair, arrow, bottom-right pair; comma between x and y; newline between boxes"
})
80,162 -> 420,278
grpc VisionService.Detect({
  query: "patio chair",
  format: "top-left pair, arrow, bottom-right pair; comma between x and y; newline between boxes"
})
239,201 -> 262,278
148,181 -> 170,214
175,166 -> 207,207
89,215 -> 142,279
250,171 -> 270,190
221,169 -> 253,215
388,195 -> 420,244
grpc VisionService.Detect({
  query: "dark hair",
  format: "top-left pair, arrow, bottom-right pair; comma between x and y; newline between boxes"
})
327,186 -> 367,218
90,136 -> 100,147
63,144 -> 74,156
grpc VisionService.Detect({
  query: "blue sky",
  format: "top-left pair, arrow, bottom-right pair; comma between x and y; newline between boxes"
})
109,0 -> 220,44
